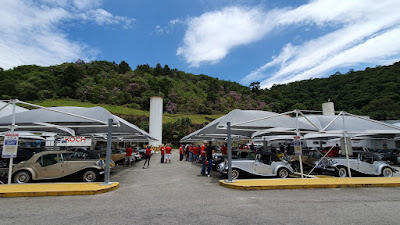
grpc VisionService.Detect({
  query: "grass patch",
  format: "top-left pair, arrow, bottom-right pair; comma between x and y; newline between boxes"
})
31,99 -> 222,124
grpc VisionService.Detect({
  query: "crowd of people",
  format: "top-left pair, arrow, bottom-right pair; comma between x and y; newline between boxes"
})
123,141 -> 218,176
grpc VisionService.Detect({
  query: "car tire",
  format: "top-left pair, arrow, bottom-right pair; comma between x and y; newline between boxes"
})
277,168 -> 290,178
335,166 -> 347,178
13,170 -> 31,184
381,167 -> 393,177
82,169 -> 98,182
231,169 -> 240,179
291,162 -> 300,172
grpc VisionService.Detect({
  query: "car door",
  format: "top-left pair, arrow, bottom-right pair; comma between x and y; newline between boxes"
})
357,154 -> 374,174
35,153 -> 63,179
254,155 -> 273,175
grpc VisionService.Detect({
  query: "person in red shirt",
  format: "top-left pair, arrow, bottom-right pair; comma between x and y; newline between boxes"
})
193,145 -> 200,163
124,146 -> 133,166
189,144 -> 194,161
165,144 -> 172,163
160,144 -> 165,163
221,143 -> 227,155
179,144 -> 184,161
143,145 -> 152,168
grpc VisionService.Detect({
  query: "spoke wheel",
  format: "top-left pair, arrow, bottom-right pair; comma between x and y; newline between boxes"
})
336,167 -> 347,178
382,167 -> 393,177
13,171 -> 31,184
83,170 -> 98,182
277,168 -> 289,178
231,169 -> 240,179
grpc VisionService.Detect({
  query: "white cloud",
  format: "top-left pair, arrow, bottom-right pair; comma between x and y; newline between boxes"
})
155,18 -> 184,35
177,0 -> 400,87
0,0 -> 133,70
177,6 -> 282,67
254,0 -> 400,88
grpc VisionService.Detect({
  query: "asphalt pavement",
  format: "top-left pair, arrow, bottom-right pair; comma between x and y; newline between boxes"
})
1,149 -> 400,225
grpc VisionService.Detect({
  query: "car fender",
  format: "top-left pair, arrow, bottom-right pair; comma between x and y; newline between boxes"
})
376,163 -> 396,174
273,164 -> 294,175
12,167 -> 38,180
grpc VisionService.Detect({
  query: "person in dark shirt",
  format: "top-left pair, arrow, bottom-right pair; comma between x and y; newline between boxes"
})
205,141 -> 215,177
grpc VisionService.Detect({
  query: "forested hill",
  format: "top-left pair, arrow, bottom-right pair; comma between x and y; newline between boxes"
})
0,60 -> 399,121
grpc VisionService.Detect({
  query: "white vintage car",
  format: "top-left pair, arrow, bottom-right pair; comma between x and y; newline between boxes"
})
314,152 -> 398,177
217,152 -> 294,179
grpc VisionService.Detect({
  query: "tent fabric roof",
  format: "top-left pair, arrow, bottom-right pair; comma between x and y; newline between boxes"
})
0,106 -> 119,126
77,115 -> 156,140
181,114 -> 254,141
217,109 -> 316,131
181,109 -> 316,142
0,101 -> 29,117
299,114 -> 400,133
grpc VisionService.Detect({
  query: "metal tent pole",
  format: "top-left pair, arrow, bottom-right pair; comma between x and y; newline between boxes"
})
227,122 -> 233,182
103,118 -> 113,185
342,112 -> 352,177
7,99 -> 16,184
296,110 -> 304,178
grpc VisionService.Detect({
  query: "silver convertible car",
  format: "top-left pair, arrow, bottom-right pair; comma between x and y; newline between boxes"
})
217,152 -> 294,179
12,150 -> 106,183
314,152 -> 398,177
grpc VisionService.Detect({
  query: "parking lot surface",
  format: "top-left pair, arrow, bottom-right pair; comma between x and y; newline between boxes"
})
1,150 -> 400,225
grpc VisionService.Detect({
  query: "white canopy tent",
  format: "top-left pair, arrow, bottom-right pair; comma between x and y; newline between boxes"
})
0,99 -> 156,184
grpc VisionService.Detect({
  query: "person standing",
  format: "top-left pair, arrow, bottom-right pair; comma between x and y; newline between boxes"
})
179,144 -> 184,161
206,141 -> 215,177
184,144 -> 189,161
143,145 -> 152,168
189,144 -> 194,162
165,144 -> 172,163
221,143 -> 227,155
200,141 -> 207,176
193,145 -> 199,163
124,145 -> 133,166
160,144 -> 165,163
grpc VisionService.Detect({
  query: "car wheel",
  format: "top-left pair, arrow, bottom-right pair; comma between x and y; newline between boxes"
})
13,170 -> 31,184
277,168 -> 290,178
291,162 -> 300,172
231,169 -> 240,179
382,167 -> 393,177
82,170 -> 98,182
216,163 -> 224,172
335,167 -> 347,178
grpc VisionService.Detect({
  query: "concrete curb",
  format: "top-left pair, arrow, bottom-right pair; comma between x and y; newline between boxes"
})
0,182 -> 119,198
219,177 -> 400,190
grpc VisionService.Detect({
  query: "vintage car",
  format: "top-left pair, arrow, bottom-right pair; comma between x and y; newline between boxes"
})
285,149 -> 321,172
0,147 -> 45,168
313,152 -> 398,177
66,147 -> 116,168
217,152 -> 294,179
11,150 -> 106,183
373,149 -> 400,164
212,149 -> 253,168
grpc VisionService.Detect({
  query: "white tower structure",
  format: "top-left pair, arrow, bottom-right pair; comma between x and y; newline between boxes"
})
322,102 -> 335,116
149,96 -> 163,147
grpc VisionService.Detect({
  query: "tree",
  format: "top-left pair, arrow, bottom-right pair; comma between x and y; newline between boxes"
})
118,60 -> 131,74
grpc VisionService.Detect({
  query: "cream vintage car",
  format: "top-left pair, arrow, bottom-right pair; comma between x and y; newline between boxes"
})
11,150 -> 106,183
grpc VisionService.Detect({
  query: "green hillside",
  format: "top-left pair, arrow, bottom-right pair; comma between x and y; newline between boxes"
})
1,60 -> 400,145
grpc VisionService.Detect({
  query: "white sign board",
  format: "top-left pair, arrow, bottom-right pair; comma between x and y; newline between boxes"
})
2,133 -> 19,158
293,136 -> 302,156
57,136 -> 92,147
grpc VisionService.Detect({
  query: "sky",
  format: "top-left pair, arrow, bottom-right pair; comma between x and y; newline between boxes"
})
1,0 -> 400,89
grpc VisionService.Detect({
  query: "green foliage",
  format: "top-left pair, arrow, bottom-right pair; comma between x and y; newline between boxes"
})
1,61 -> 399,121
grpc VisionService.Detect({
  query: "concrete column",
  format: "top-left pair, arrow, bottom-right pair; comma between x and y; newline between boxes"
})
149,96 -> 163,146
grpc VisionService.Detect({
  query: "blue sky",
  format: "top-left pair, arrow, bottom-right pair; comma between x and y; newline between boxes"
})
1,0 -> 400,89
